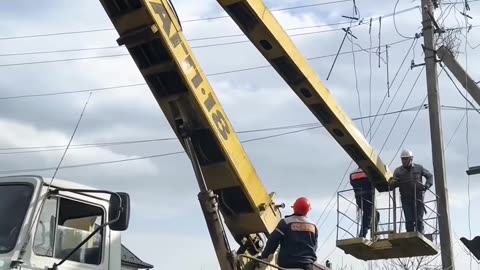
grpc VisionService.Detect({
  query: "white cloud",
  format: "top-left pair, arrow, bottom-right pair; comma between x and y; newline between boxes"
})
1,0 -> 480,269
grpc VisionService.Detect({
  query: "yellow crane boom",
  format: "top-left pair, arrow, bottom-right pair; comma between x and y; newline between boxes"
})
216,0 -> 393,191
97,0 -> 283,268
96,0 -> 403,268
214,0 -> 441,261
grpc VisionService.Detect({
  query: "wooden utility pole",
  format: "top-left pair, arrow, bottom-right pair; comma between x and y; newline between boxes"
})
420,0 -> 455,269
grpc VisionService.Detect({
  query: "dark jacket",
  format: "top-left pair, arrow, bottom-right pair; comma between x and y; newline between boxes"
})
350,169 -> 374,198
392,163 -> 433,199
261,215 -> 318,268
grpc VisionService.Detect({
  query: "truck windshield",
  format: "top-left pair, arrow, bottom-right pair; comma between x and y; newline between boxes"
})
0,184 -> 34,253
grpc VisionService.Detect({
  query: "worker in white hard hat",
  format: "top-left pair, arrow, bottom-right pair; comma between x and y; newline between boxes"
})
390,149 -> 433,234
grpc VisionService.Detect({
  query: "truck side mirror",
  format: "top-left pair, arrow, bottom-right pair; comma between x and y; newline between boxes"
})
108,192 -> 130,231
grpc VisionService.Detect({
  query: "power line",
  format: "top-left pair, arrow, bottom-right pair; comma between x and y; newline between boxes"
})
0,106 -> 426,155
0,123 -> 319,151
314,37 -> 420,232
0,0 -> 351,41
314,73 -> 419,232
0,37 -> 414,68
0,38 -> 413,101
0,46 -> 121,57
314,46 -> 424,249
440,65 -> 480,115
0,15 -> 421,60
0,27 -> 348,58
0,151 -> 185,174
369,40 -> 422,152
388,95 -> 428,166
6,6 -> 421,56
394,0 -> 418,39
1,1 -> 475,44
0,28 -> 114,41
0,83 -> 146,100
378,67 -> 425,155
317,63 -> 477,262
182,0 -> 352,22
1,2 -> 419,43
445,111 -> 467,148
7,104 -> 473,155
0,106 -> 428,174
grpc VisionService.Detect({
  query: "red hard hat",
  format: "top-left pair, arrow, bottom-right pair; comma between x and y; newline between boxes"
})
293,197 -> 311,216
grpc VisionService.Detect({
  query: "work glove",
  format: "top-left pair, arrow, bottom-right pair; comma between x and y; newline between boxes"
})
422,184 -> 431,191
388,178 -> 398,189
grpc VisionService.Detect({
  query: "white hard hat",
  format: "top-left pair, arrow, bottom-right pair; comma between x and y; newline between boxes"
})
400,149 -> 414,158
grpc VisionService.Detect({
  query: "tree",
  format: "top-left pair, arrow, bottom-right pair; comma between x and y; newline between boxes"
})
381,256 -> 441,270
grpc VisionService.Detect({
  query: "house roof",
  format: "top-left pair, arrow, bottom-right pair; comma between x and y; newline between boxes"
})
121,245 -> 154,269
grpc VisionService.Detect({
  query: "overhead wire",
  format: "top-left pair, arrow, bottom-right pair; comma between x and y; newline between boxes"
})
0,20 -> 424,64
0,27 -> 354,58
0,1 -> 475,46
0,36 -> 415,69
320,92 -> 428,260
445,111 -> 468,148
0,122 -> 325,152
315,39 -> 425,257
440,66 -> 480,115
310,103 -> 466,233
314,37 -> 419,232
0,107 -> 424,158
0,83 -> 146,100
386,45 -> 391,97
378,66 -> 425,155
462,7 -> 473,269
315,2 -> 361,232
0,0 -> 351,41
0,1 -> 476,266
371,57 -> 413,141
388,95 -> 428,166
394,0 -> 419,39
0,104 -> 424,174
2,0 -> 475,252
0,4 -> 419,43
369,18 -> 374,142
320,105 -> 430,262
0,46 -> 121,57
158,0 -> 353,23
0,4 -> 424,245
0,38 -> 414,101
388,55 -> 450,166
349,26 -> 366,136
369,38 -> 419,141
386,66 -> 475,164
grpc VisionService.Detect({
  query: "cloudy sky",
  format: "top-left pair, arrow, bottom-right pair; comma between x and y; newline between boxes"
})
1,0 -> 480,269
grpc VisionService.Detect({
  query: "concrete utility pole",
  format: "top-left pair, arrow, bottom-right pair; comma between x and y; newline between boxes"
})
420,0 -> 455,269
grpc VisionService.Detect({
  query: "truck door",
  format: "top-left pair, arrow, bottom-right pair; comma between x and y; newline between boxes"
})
28,193 -> 109,270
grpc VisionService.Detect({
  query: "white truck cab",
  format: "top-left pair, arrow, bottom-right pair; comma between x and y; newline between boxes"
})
0,175 -> 130,270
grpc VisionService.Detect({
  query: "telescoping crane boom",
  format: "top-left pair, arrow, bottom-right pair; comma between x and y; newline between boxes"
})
215,0 -> 393,191
97,0 -> 284,269
98,0 -> 438,268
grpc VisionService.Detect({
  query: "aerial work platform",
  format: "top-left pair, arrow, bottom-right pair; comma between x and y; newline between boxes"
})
335,183 -> 439,260
337,232 -> 438,261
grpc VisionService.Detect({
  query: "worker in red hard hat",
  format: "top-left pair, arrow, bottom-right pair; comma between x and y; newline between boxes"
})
257,197 -> 318,270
